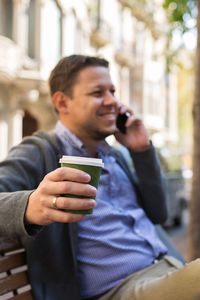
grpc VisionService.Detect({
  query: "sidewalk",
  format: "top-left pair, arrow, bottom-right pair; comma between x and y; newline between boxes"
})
167,210 -> 188,261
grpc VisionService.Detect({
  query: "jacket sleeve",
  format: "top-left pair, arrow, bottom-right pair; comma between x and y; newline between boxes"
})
129,143 -> 169,224
0,135 -> 58,238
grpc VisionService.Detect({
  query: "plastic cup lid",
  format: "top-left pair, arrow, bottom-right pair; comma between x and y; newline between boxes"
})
59,155 -> 104,167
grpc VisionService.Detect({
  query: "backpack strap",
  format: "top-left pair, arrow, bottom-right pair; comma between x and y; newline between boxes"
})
33,130 -> 64,160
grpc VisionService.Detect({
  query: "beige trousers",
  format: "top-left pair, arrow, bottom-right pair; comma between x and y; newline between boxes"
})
99,256 -> 200,300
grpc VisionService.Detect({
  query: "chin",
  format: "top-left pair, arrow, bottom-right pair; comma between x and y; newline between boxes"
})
106,125 -> 117,134
95,127 -> 116,140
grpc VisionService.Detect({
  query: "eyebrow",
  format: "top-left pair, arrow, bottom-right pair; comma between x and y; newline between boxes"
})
88,84 -> 115,90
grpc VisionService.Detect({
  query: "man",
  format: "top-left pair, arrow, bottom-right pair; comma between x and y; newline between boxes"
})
0,55 -> 199,300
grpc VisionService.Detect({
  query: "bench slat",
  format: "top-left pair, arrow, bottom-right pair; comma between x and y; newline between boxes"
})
0,237 -> 21,254
7,289 -> 34,300
0,252 -> 26,272
0,271 -> 29,295
0,236 -> 33,299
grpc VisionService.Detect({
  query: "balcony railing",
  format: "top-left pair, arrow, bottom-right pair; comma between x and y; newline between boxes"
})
90,18 -> 112,48
114,43 -> 135,67
0,35 -> 21,81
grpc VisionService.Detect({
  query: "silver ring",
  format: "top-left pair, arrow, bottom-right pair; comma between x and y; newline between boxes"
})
52,197 -> 58,209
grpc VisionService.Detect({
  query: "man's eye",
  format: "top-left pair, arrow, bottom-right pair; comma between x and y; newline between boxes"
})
110,89 -> 115,95
92,91 -> 102,96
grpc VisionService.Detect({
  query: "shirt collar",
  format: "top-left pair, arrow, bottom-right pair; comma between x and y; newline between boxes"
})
54,120 -> 111,158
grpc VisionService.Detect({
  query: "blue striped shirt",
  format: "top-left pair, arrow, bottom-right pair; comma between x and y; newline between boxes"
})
55,121 -> 167,299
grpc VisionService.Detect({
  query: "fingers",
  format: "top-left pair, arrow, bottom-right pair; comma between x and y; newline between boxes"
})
47,167 -> 91,183
42,196 -> 96,224
125,115 -> 142,128
42,181 -> 97,198
51,211 -> 85,223
49,195 -> 96,211
118,103 -> 133,116
26,191 -> 96,225
39,168 -> 97,198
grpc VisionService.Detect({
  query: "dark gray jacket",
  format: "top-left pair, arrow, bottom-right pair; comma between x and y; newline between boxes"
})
0,131 -> 172,299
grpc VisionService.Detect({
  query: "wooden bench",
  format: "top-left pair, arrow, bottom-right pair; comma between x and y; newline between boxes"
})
0,236 -> 34,300
0,227 -> 184,300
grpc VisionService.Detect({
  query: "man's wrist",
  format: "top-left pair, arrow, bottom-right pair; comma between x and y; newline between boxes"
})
129,140 -> 151,153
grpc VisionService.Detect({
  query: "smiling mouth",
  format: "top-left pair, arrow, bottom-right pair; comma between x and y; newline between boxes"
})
99,113 -> 116,120
99,111 -> 116,117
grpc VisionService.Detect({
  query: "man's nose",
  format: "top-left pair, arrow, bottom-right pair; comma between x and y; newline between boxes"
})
103,91 -> 117,106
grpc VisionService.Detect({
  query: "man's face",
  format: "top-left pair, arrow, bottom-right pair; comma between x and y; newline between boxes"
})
64,66 -> 119,141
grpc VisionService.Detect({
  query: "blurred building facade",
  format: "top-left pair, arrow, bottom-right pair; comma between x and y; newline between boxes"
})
0,0 -> 178,160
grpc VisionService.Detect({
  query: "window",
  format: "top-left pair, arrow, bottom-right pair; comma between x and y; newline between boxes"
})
89,0 -> 101,30
0,0 -> 13,39
23,110 -> 38,137
41,0 -> 62,65
64,10 -> 76,54
28,0 -> 36,58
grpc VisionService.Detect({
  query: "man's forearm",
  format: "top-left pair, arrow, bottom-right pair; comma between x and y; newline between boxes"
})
129,143 -> 168,224
0,190 -> 35,237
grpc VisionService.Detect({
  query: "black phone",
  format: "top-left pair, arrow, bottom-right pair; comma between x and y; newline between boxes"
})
116,112 -> 130,134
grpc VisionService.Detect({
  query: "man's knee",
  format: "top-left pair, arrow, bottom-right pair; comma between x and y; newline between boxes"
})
183,258 -> 200,274
173,258 -> 200,287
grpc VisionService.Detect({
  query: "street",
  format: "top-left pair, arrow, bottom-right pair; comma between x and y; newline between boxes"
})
166,209 -> 188,261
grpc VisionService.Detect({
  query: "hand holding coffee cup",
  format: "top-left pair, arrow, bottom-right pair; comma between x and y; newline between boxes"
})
25,166 -> 98,225
59,155 -> 104,214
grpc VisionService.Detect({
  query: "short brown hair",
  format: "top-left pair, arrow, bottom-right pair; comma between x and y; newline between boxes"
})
48,55 -> 109,97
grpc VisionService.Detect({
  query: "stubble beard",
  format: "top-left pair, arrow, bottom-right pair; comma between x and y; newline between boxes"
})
90,126 -> 116,141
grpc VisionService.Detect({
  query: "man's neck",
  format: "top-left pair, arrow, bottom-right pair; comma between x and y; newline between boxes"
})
59,119 -> 104,157
78,136 -> 100,158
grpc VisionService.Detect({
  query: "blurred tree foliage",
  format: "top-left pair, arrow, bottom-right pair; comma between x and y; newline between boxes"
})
162,0 -> 196,166
178,66 -> 194,150
120,0 -> 160,38
163,0 -> 196,33
162,0 -> 197,72
163,0 -> 200,261
157,149 -> 183,173
123,0 -> 200,259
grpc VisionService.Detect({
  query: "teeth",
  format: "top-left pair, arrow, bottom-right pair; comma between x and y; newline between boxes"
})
99,112 -> 116,118
104,115 -> 114,118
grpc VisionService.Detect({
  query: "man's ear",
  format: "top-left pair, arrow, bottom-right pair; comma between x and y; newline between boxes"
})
52,91 -> 70,113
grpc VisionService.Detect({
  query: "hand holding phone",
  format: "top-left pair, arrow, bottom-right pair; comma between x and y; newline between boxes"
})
115,110 -> 150,151
116,112 -> 130,134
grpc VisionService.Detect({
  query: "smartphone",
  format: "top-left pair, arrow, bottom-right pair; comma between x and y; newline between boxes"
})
116,112 -> 130,134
